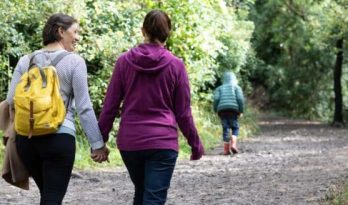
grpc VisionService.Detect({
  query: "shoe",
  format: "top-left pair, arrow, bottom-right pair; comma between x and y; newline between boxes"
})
230,135 -> 239,154
223,143 -> 230,155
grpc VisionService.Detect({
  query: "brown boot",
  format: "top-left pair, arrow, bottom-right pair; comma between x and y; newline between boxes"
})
230,135 -> 239,154
223,142 -> 230,155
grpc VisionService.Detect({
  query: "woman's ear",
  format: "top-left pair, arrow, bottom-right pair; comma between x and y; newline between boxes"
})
58,27 -> 65,38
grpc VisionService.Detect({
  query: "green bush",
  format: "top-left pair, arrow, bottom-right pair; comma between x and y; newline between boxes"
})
0,0 -> 258,168
250,0 -> 348,121
0,132 -> 4,165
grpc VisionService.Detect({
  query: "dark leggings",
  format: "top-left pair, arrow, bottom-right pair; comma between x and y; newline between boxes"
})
16,133 -> 75,205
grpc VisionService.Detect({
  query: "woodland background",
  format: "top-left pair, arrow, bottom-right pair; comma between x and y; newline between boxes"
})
0,0 -> 347,169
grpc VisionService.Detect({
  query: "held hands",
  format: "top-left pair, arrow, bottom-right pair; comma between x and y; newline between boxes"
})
91,145 -> 110,163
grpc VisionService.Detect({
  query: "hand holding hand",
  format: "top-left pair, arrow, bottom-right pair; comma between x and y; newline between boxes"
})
91,145 -> 110,163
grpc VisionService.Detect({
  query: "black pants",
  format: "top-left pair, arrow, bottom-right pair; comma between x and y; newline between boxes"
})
121,149 -> 178,205
16,133 -> 75,205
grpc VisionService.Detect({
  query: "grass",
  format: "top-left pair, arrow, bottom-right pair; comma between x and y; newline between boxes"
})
73,134 -> 124,170
185,102 -> 260,156
73,118 -> 124,170
328,184 -> 348,205
75,103 -> 222,168
0,103 -> 260,170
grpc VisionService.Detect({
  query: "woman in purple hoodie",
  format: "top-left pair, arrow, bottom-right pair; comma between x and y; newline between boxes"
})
98,10 -> 204,205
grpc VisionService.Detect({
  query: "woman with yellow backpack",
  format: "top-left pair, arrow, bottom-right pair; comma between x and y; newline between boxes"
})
5,13 -> 109,204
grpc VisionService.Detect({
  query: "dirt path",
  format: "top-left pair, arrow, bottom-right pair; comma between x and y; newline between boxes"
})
1,117 -> 348,205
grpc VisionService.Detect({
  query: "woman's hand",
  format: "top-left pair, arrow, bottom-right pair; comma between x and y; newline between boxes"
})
91,145 -> 110,163
190,143 -> 205,160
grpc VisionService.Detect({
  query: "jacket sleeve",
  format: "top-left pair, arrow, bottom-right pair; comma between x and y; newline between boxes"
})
213,88 -> 220,113
98,58 -> 124,142
6,56 -> 28,105
72,58 -> 105,150
236,86 -> 244,113
173,61 -> 204,160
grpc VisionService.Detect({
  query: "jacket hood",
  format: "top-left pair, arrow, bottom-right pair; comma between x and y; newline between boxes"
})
223,72 -> 238,85
124,43 -> 173,74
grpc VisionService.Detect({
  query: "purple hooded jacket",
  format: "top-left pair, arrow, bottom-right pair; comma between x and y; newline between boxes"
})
98,43 -> 204,159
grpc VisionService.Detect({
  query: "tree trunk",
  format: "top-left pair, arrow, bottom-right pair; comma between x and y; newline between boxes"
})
333,38 -> 344,126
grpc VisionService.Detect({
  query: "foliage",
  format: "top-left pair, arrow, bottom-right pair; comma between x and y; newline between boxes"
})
0,132 -> 3,165
327,184 -> 348,205
78,0 -> 146,112
250,0 -> 348,120
0,0 -> 257,168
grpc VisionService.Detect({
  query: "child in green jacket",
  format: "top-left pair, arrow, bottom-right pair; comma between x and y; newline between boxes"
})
214,72 -> 244,155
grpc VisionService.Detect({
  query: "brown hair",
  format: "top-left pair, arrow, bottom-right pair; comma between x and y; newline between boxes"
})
142,10 -> 171,43
42,13 -> 77,46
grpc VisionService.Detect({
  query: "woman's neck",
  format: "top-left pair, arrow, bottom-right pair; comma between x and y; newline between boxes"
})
143,38 -> 164,47
43,42 -> 65,51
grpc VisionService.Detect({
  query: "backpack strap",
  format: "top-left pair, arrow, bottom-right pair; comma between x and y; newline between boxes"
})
26,51 -> 71,89
28,50 -> 71,67
28,51 -> 45,69
51,51 -> 71,66
28,53 -> 36,69
51,52 -> 73,111
26,52 -> 48,89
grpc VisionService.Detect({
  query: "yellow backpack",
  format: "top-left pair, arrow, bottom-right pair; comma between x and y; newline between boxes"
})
14,52 -> 70,138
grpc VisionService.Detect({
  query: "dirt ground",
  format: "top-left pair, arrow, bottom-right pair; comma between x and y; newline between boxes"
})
1,117 -> 348,205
